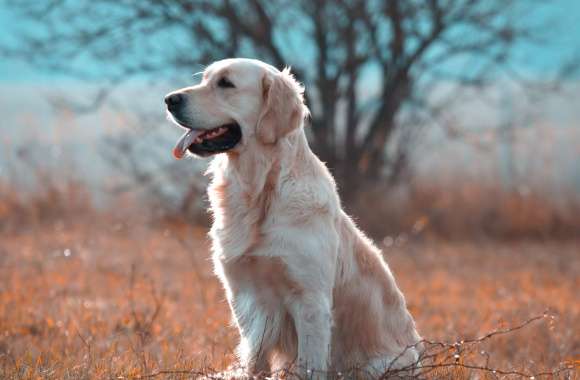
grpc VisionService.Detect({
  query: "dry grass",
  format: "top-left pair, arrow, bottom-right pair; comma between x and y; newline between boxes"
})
0,176 -> 579,379
0,212 -> 578,379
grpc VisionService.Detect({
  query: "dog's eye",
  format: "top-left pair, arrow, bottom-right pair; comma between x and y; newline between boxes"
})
217,77 -> 235,89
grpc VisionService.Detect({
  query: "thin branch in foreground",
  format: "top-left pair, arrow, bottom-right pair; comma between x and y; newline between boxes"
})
130,312 -> 577,379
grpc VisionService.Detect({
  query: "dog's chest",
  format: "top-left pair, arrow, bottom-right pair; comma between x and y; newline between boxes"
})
207,162 -> 333,262
207,176 -> 269,261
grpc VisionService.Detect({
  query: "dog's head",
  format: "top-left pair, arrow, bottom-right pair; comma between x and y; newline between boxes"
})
165,58 -> 309,159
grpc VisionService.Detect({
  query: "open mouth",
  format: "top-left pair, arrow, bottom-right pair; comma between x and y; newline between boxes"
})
172,123 -> 242,159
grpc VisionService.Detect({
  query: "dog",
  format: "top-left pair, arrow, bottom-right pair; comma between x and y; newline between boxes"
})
165,58 -> 421,378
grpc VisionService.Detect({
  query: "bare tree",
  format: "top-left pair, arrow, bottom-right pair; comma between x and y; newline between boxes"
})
2,0 -> 571,201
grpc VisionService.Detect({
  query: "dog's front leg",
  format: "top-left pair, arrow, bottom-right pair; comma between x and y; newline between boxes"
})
289,292 -> 332,378
232,297 -> 272,375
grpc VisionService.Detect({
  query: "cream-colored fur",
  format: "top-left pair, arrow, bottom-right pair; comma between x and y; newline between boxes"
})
167,58 -> 421,378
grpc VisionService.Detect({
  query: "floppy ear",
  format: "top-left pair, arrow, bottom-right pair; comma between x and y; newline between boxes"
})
256,67 -> 308,144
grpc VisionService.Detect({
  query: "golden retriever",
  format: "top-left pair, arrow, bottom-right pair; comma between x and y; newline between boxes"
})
164,58 -> 421,378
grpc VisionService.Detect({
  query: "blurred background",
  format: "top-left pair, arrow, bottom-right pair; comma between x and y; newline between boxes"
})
0,1 -> 579,379
1,0 -> 580,238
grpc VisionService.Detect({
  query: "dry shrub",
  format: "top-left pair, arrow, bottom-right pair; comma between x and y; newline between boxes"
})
0,177 -> 93,232
352,180 -> 580,240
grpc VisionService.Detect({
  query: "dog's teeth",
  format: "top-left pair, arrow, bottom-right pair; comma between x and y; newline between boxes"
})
200,127 -> 228,141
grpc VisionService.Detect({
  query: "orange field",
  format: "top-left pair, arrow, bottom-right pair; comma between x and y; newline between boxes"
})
0,214 -> 579,379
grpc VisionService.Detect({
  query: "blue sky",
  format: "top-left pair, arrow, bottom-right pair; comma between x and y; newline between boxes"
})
0,1 -> 579,83
0,2 -> 579,192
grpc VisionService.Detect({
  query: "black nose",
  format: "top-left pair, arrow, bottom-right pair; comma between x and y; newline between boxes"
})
164,93 -> 183,107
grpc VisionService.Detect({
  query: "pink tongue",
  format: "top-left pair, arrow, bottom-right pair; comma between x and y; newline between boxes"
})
173,129 -> 204,159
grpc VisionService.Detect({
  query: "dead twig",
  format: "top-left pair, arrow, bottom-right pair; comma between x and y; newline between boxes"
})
132,312 -> 576,380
